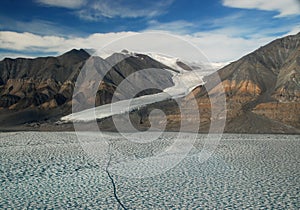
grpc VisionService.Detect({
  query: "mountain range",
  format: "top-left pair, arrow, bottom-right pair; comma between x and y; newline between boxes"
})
0,32 -> 299,133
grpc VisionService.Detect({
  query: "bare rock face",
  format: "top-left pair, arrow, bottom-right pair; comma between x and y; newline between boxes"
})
0,49 -> 90,113
95,81 -> 116,106
0,94 -> 21,108
189,32 -> 300,133
0,78 -> 65,110
253,102 -> 300,129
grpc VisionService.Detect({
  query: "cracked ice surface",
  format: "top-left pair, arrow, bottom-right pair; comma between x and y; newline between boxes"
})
0,132 -> 300,209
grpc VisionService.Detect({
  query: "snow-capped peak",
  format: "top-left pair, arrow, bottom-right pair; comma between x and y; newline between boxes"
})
100,49 -> 226,75
145,53 -> 187,72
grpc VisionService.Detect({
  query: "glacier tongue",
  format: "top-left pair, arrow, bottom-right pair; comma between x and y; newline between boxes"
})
61,70 -> 204,123
61,92 -> 171,122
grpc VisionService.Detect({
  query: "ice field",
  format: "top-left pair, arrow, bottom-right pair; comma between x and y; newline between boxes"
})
0,132 -> 299,209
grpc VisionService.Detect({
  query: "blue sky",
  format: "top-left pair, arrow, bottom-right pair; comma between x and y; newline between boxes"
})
0,0 -> 299,63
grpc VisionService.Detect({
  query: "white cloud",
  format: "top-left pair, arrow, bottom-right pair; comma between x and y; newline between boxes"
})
284,25 -> 300,36
0,52 -> 35,60
0,31 -> 66,51
36,0 -> 86,9
146,20 -> 195,34
0,31 -> 137,56
0,29 -> 291,63
185,32 -> 277,62
223,0 -> 300,17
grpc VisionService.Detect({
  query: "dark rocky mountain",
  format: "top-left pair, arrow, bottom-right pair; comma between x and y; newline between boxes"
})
97,52 -> 175,102
0,49 -> 89,114
0,49 -> 175,127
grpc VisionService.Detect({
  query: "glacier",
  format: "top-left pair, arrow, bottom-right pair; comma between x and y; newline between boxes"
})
61,63 -> 204,122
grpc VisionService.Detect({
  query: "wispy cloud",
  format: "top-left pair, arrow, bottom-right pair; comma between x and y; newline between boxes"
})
201,16 -> 299,39
0,17 -> 82,37
145,9 -> 300,39
35,0 -> 174,21
36,0 -> 87,9
78,0 -> 174,20
223,0 -> 300,17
